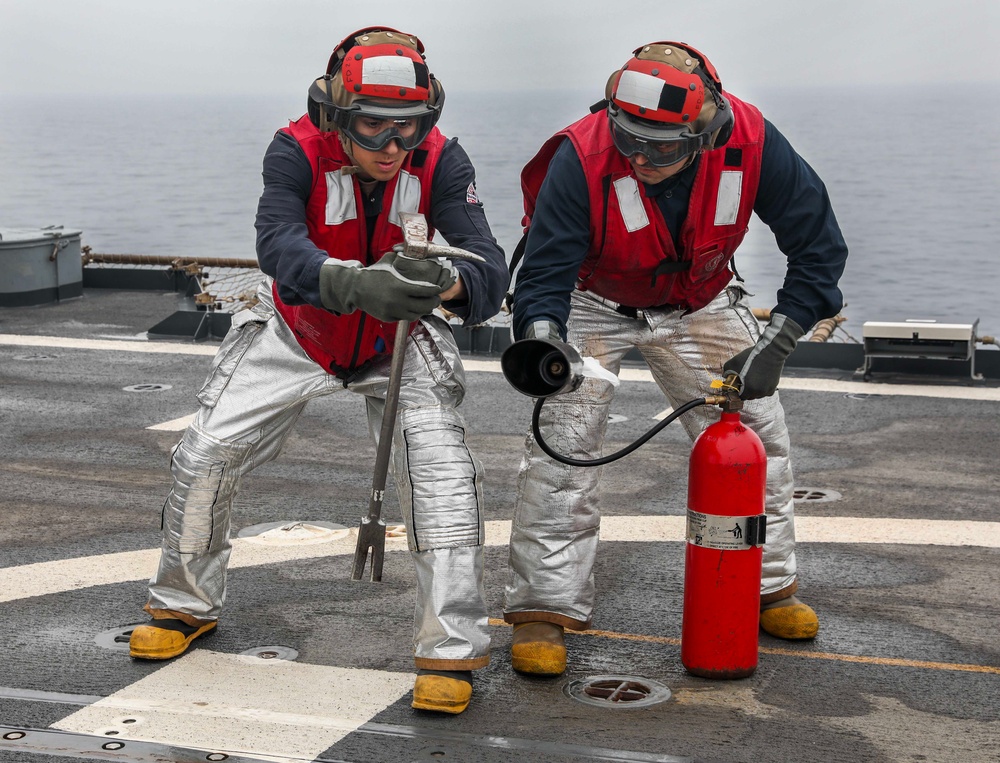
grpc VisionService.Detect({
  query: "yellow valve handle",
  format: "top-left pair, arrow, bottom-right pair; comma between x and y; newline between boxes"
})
710,375 -> 741,393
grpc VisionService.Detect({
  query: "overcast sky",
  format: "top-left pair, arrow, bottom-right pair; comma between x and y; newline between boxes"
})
1,0 -> 997,97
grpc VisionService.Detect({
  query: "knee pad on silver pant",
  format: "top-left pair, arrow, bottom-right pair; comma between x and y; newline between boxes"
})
393,405 -> 483,552
162,425 -> 252,555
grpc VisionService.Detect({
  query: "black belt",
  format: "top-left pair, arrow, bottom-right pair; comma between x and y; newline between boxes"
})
614,303 -> 680,319
615,305 -> 642,319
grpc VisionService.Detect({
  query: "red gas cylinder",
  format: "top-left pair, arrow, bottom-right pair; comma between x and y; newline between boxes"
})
681,409 -> 767,679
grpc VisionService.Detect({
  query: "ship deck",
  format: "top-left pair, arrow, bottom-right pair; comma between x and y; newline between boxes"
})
1,286 -> 998,763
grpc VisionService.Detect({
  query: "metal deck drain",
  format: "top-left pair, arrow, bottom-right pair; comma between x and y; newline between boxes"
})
95,624 -> 141,653
122,383 -> 172,392
239,645 -> 299,662
236,521 -> 349,545
564,675 -> 671,708
793,487 -> 842,504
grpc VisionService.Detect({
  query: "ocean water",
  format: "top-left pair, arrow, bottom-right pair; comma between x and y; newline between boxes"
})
2,85 -> 998,331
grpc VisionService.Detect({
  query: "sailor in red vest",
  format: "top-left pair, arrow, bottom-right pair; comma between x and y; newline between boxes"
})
504,41 -> 847,675
129,27 -> 508,715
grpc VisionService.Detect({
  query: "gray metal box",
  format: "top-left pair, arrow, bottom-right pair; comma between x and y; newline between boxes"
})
0,226 -> 84,306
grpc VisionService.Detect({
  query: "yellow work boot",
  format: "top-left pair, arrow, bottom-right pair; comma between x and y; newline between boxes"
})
411,670 -> 473,714
510,622 -> 566,676
760,595 -> 819,640
129,618 -> 217,660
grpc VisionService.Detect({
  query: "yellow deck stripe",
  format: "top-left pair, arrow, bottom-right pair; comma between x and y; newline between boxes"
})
488,619 -> 1000,675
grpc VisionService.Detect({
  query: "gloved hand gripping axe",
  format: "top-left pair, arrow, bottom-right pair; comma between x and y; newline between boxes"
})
351,212 -> 485,582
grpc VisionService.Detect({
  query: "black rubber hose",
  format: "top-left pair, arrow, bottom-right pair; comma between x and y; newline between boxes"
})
531,395 -> 710,467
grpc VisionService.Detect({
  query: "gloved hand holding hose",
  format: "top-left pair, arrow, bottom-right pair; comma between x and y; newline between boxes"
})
318,250 -> 456,322
723,313 -> 804,400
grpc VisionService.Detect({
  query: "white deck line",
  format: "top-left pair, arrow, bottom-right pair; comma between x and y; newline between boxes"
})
4,334 -> 996,401
0,333 -> 219,355
3,517 -> 998,606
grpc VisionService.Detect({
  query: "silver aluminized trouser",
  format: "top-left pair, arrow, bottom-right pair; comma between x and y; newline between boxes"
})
147,279 -> 490,669
504,286 -> 798,630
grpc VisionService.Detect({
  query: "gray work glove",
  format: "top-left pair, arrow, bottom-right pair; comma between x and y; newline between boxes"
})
390,245 -> 458,292
723,314 -> 804,400
318,251 -> 443,322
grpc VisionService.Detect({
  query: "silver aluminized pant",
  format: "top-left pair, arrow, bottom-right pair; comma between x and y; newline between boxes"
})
147,280 -> 489,669
504,286 -> 798,630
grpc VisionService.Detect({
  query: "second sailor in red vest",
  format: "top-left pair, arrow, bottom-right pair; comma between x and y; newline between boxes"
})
128,27 -> 509,716
504,40 -> 848,675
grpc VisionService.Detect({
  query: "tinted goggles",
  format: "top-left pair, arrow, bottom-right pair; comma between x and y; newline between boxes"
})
338,111 -> 437,151
610,119 -> 703,167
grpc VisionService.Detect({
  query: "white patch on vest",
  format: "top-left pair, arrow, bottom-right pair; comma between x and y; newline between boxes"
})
613,176 -> 650,232
388,170 -> 422,227
714,170 -> 743,226
325,171 -> 357,226
615,70 -> 665,110
361,56 -> 417,88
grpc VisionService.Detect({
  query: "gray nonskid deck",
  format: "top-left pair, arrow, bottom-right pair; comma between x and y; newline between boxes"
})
1,289 -> 998,762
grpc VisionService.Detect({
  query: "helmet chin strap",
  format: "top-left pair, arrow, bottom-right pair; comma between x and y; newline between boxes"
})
337,133 -> 373,181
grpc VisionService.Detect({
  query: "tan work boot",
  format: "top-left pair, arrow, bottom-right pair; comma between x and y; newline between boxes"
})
129,618 -> 217,660
510,622 -> 566,676
760,595 -> 819,640
411,670 -> 473,714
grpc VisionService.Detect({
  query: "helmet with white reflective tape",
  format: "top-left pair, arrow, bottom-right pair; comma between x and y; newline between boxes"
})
307,27 -> 445,151
606,41 -> 734,166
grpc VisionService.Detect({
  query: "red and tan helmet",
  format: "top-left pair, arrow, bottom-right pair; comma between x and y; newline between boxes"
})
307,27 -> 445,150
606,41 -> 734,166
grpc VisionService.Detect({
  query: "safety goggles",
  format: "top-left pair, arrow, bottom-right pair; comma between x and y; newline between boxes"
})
609,111 -> 709,167
333,101 -> 440,152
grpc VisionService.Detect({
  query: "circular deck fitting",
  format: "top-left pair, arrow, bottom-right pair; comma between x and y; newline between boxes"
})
236,521 -> 349,545
793,487 -> 842,504
94,624 -> 142,653
238,645 -> 299,662
122,383 -> 172,392
563,675 -> 671,708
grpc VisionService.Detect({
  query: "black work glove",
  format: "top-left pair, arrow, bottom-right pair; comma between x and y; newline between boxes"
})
318,251 -> 443,322
723,314 -> 804,400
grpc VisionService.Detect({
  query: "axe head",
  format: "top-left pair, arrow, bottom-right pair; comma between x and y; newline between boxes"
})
398,212 -> 486,263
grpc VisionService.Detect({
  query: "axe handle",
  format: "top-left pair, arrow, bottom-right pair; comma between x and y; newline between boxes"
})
350,319 -> 410,582
367,319 -> 410,522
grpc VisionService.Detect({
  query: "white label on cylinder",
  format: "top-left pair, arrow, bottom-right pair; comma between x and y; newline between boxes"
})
686,509 -> 763,550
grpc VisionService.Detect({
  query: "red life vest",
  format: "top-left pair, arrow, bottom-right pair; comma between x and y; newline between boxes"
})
272,115 -> 446,378
520,94 -> 764,312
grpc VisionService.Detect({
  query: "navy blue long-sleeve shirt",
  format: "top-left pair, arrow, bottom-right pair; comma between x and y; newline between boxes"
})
511,117 -> 848,339
255,128 -> 509,327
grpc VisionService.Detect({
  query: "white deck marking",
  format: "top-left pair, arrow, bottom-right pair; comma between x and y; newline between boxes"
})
0,333 -> 219,355
3,517 -> 998,605
53,650 -> 413,762
147,413 -> 196,431
3,334 -> 996,404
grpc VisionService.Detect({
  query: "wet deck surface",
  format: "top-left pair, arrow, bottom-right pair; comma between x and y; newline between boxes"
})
1,288 -> 999,763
